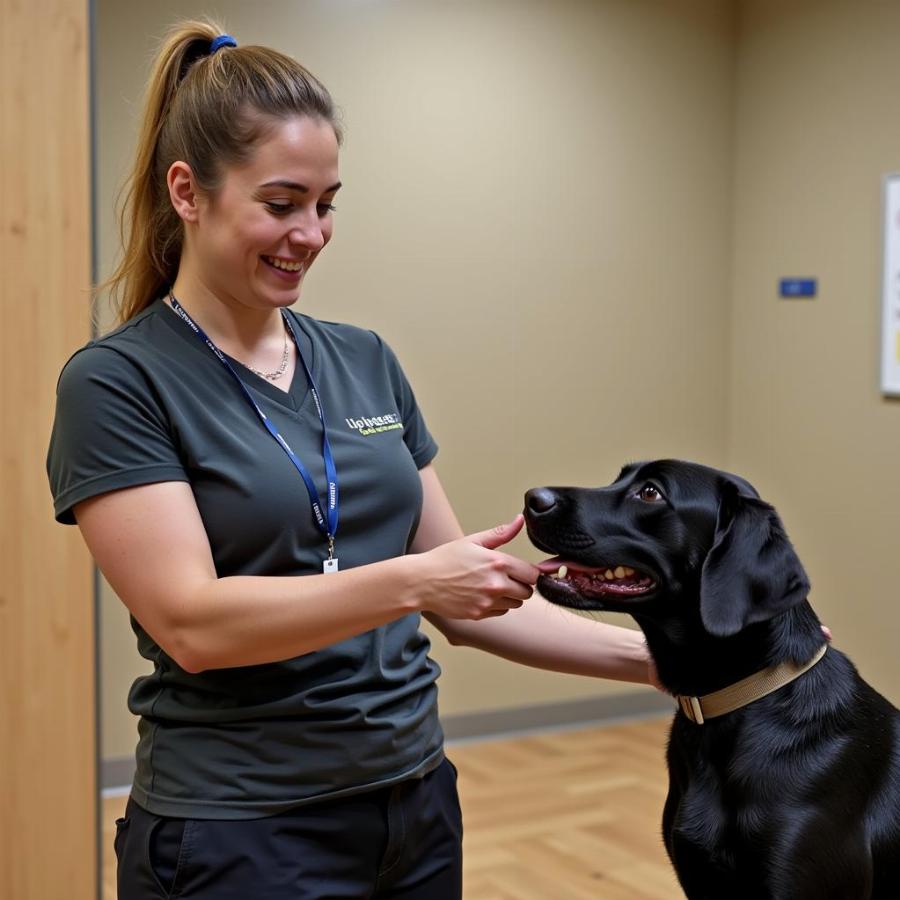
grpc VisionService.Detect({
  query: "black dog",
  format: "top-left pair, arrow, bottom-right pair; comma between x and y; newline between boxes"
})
524,460 -> 900,899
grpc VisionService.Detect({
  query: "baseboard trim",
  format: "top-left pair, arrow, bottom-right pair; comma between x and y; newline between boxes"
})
101,690 -> 674,792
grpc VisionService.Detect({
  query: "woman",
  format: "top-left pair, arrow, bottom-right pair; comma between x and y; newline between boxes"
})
48,20 -> 655,899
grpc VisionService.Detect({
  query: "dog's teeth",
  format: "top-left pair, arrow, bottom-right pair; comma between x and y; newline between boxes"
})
614,566 -> 625,579
605,569 -> 614,579
624,567 -> 635,576
558,565 -> 568,579
597,571 -> 606,581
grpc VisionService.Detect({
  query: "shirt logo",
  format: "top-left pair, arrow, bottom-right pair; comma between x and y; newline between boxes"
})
345,413 -> 403,437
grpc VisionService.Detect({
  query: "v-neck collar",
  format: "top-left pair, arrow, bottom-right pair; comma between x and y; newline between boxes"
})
155,298 -> 318,415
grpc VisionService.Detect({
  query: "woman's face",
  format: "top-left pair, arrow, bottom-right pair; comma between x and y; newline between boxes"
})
188,115 -> 341,311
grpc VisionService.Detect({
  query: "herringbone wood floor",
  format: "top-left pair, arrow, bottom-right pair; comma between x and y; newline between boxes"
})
102,716 -> 681,899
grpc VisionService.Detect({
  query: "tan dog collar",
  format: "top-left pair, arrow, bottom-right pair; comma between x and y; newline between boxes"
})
675,644 -> 828,725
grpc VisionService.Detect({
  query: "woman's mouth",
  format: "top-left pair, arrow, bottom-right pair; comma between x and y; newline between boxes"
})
262,255 -> 305,279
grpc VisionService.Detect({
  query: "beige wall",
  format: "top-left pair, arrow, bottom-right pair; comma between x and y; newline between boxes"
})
94,0 -> 900,766
96,0 -> 735,761
730,0 -> 900,704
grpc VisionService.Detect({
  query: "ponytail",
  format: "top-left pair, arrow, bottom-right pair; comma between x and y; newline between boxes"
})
100,19 -> 341,325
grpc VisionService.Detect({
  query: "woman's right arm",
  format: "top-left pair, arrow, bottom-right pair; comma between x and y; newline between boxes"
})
75,480 -> 537,673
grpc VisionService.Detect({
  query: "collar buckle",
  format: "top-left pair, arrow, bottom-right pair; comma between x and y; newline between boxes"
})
678,694 -> 705,725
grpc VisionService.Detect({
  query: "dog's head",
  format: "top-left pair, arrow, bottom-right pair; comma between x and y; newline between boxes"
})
524,460 -> 810,638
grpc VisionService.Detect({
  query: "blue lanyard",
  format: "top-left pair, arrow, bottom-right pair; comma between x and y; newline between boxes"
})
168,293 -> 339,566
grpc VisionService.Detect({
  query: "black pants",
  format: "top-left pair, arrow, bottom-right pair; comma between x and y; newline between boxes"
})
114,758 -> 463,899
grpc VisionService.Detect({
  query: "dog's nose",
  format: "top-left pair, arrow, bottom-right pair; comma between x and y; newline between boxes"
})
525,488 -> 558,516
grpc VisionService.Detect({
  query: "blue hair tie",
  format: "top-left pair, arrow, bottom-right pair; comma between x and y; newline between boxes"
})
209,34 -> 237,54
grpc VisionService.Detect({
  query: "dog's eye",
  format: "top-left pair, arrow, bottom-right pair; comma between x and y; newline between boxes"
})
638,484 -> 664,503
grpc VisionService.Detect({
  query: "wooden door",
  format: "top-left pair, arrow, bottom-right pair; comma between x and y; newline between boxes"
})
0,0 -> 97,897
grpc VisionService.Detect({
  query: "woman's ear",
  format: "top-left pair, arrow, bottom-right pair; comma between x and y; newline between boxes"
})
167,161 -> 200,223
699,484 -> 810,637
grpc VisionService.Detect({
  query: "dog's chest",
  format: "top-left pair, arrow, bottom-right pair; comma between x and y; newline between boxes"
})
667,721 -> 813,854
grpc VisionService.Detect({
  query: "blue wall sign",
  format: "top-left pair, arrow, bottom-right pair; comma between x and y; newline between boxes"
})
779,278 -> 817,298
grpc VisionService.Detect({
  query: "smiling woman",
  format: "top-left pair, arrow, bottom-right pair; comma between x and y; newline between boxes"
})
102,22 -> 343,327
166,115 -> 342,343
46,16 -> 660,900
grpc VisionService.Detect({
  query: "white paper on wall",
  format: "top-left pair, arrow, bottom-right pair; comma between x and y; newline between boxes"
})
881,174 -> 900,396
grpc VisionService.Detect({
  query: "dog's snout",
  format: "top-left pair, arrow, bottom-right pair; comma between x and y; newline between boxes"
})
525,488 -> 558,516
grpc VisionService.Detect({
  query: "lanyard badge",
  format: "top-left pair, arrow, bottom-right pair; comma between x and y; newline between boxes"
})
168,293 -> 340,574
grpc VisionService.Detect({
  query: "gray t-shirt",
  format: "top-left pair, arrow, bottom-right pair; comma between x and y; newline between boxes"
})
47,298 -> 443,819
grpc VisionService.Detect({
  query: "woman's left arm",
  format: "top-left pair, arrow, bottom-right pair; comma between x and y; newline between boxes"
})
412,465 -> 657,687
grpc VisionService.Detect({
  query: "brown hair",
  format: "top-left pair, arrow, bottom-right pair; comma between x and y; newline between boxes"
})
102,18 -> 341,324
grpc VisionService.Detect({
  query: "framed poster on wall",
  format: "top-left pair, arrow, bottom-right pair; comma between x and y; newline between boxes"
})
881,173 -> 900,396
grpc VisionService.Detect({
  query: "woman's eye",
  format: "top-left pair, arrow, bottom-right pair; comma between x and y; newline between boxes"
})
264,201 -> 336,215
639,484 -> 663,502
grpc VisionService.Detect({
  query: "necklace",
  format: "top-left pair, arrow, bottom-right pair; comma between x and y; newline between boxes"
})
245,316 -> 290,381
168,291 -> 291,381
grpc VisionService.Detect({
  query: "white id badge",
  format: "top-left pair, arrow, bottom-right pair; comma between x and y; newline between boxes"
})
323,558 -> 339,574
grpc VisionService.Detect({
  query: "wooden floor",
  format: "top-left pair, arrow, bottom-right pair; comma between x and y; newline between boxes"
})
102,716 -> 681,899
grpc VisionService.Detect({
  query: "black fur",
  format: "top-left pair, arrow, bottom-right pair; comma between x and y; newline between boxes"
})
524,460 -> 900,899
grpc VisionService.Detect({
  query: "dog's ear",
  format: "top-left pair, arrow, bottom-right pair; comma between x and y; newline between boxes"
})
699,482 -> 810,637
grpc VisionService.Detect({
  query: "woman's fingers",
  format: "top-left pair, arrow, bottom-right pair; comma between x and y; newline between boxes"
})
416,518 -> 541,620
468,514 -> 526,551
463,516 -> 540,586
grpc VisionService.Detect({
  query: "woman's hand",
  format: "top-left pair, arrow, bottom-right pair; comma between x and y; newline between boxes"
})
413,514 -> 539,621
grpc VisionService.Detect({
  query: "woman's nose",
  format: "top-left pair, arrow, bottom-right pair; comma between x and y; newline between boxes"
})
289,219 -> 326,251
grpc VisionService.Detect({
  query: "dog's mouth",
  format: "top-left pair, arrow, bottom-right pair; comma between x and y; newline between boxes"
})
535,559 -> 657,606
